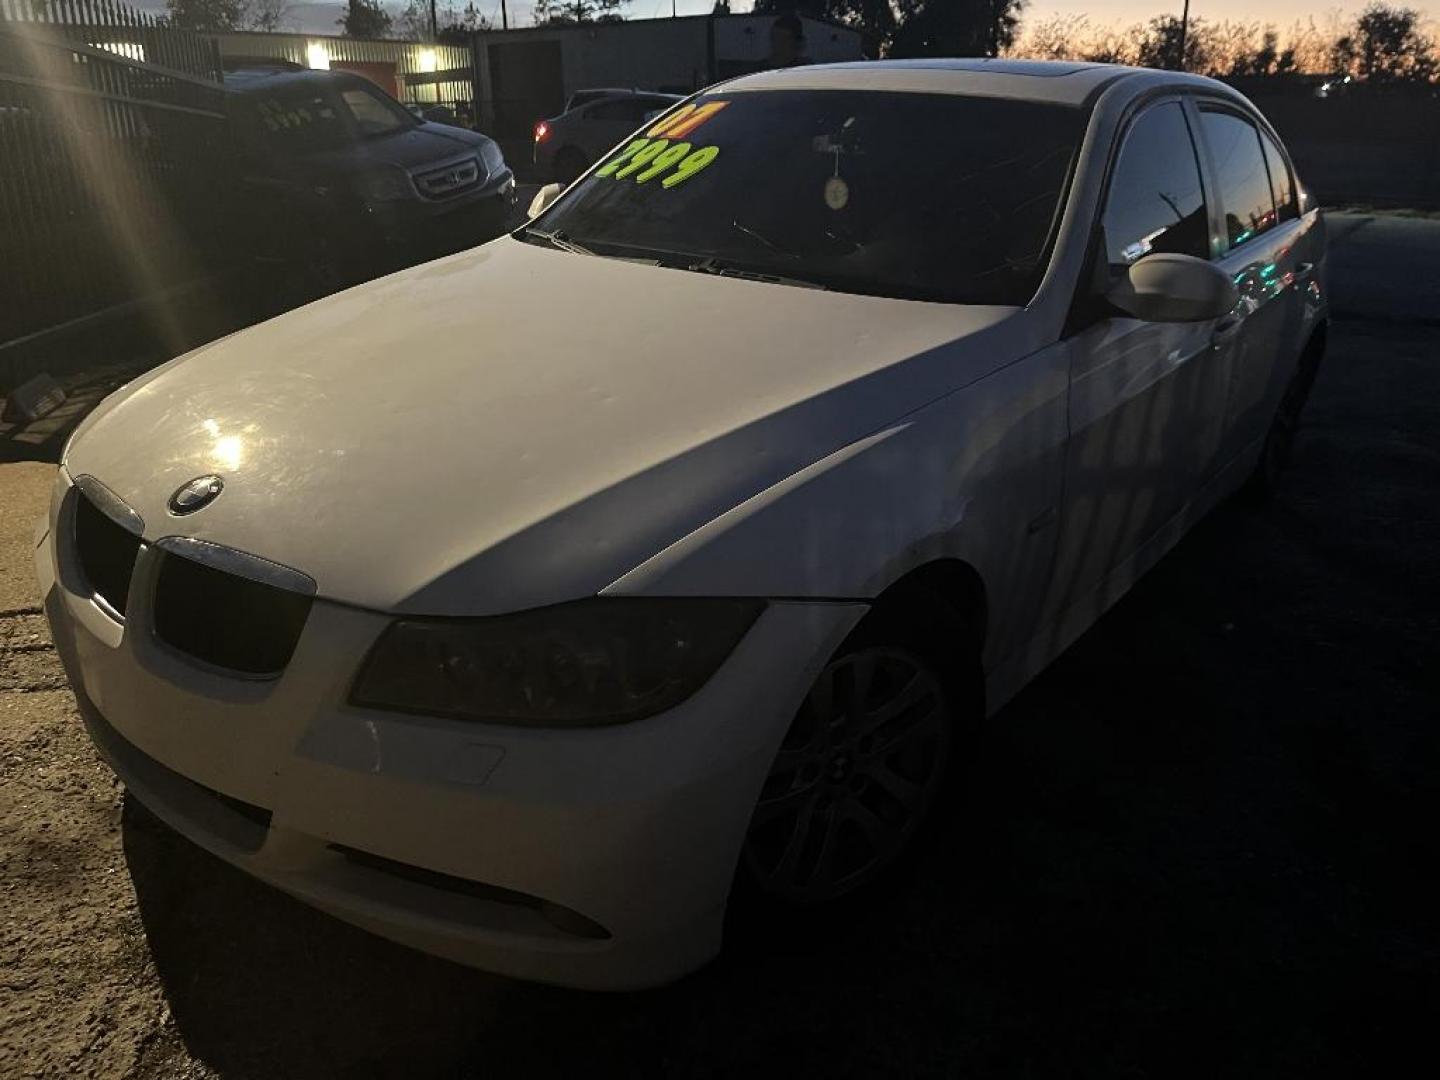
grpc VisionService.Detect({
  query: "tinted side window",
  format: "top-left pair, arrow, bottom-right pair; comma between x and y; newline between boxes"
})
589,99 -> 650,122
1102,102 -> 1209,267
1200,110 -> 1277,249
1260,130 -> 1297,223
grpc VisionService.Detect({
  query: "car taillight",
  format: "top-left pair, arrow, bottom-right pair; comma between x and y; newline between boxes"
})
534,121 -> 549,142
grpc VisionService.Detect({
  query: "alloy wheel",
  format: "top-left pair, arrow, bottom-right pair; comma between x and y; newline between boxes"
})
743,647 -> 950,904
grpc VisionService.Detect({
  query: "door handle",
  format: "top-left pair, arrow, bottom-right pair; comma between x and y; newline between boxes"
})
1212,313 -> 1245,346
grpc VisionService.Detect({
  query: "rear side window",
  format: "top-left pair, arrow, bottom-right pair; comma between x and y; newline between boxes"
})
1102,102 -> 1209,267
1200,109 -> 1277,249
588,99 -> 653,122
1260,130 -> 1298,223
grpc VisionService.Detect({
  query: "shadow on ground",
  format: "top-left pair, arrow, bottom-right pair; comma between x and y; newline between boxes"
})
121,318 -> 1440,1078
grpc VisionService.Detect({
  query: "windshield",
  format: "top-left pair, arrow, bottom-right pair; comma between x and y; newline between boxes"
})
527,90 -> 1084,306
338,84 -> 415,138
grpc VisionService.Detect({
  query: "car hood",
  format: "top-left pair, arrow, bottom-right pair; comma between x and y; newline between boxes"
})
361,124 -> 490,171
65,239 -> 1022,615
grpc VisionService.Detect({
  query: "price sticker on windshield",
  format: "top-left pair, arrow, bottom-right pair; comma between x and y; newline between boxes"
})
593,101 -> 728,190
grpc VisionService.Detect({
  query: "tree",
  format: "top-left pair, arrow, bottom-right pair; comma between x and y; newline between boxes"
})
1332,3 -> 1438,82
1078,23 -> 1140,65
1134,14 -> 1213,72
1286,16 -> 1342,75
752,0 -> 827,16
532,0 -> 627,24
438,2 -> 493,43
888,0 -> 1026,59
396,0 -> 432,40
242,0 -> 293,31
752,1 -> 896,58
755,0 -> 1028,60
165,0 -> 245,31
1221,27 -> 1298,77
338,0 -> 394,38
1009,13 -> 1090,60
1008,12 -> 1348,75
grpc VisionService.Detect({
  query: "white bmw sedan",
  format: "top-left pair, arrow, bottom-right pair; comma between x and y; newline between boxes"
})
38,60 -> 1327,989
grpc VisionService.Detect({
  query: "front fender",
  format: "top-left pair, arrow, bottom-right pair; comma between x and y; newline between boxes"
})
603,341 -> 1071,670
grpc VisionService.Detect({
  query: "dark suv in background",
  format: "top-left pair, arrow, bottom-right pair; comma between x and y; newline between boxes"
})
224,66 -> 515,293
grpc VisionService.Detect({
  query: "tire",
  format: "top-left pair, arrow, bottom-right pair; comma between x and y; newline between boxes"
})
554,147 -> 589,185
1244,336 -> 1323,501
735,621 -> 979,912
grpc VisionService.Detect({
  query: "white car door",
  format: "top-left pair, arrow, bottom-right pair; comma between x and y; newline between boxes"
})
1049,98 -> 1236,615
1192,105 -> 1312,465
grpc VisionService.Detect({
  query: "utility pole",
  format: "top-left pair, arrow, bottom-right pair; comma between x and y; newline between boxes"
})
1178,0 -> 1190,70
501,0 -> 508,29
429,0 -> 437,39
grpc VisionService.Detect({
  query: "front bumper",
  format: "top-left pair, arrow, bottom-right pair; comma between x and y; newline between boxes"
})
369,168 -> 517,256
35,472 -> 863,989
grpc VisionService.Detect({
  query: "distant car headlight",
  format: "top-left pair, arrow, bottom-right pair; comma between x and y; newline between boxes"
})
350,598 -> 764,726
479,139 -> 505,175
356,166 -> 414,204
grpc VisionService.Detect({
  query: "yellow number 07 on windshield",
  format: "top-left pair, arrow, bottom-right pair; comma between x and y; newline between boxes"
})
592,100 -> 727,189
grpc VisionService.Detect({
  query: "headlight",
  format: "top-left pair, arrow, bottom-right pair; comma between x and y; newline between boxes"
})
480,139 -> 505,175
356,166 -> 413,204
350,598 -> 763,726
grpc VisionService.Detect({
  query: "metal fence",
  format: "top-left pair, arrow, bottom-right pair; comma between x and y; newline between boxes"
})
213,31 -> 479,128
0,0 -> 227,387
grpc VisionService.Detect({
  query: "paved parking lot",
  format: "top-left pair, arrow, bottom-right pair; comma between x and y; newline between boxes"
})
1,216 -> 1436,1077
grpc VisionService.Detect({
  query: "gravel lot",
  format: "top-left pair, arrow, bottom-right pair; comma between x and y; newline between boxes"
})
2,216 -> 1436,1077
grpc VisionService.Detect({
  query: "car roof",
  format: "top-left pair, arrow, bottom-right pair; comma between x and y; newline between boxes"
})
223,68 -> 365,95
719,58 -> 1236,108
578,90 -> 683,105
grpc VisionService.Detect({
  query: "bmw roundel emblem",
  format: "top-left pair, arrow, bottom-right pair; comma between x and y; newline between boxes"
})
168,474 -> 224,516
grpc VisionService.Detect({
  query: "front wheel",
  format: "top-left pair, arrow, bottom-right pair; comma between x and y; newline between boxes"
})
1244,338 -> 1323,500
740,645 -> 954,905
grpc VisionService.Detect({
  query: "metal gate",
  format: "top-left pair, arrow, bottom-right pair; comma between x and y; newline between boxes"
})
0,0 -> 227,387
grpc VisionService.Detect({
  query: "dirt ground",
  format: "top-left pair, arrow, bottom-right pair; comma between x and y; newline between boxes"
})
1,217 -> 1437,1078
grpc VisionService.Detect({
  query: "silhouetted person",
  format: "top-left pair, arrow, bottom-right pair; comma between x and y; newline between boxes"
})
767,13 -> 810,69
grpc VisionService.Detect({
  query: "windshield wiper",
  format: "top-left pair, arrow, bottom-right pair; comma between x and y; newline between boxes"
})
523,228 -> 595,256
730,220 -> 802,260
680,257 -> 830,291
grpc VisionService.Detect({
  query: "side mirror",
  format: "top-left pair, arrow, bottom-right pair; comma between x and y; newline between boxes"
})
1105,253 -> 1239,322
528,182 -> 563,218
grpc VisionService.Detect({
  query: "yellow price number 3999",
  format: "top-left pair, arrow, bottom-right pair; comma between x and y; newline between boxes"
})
594,138 -> 720,190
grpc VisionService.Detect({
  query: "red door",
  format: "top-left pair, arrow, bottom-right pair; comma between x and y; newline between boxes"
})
331,61 -> 399,100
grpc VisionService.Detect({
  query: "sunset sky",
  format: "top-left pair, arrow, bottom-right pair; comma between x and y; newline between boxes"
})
132,0 -> 1439,37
